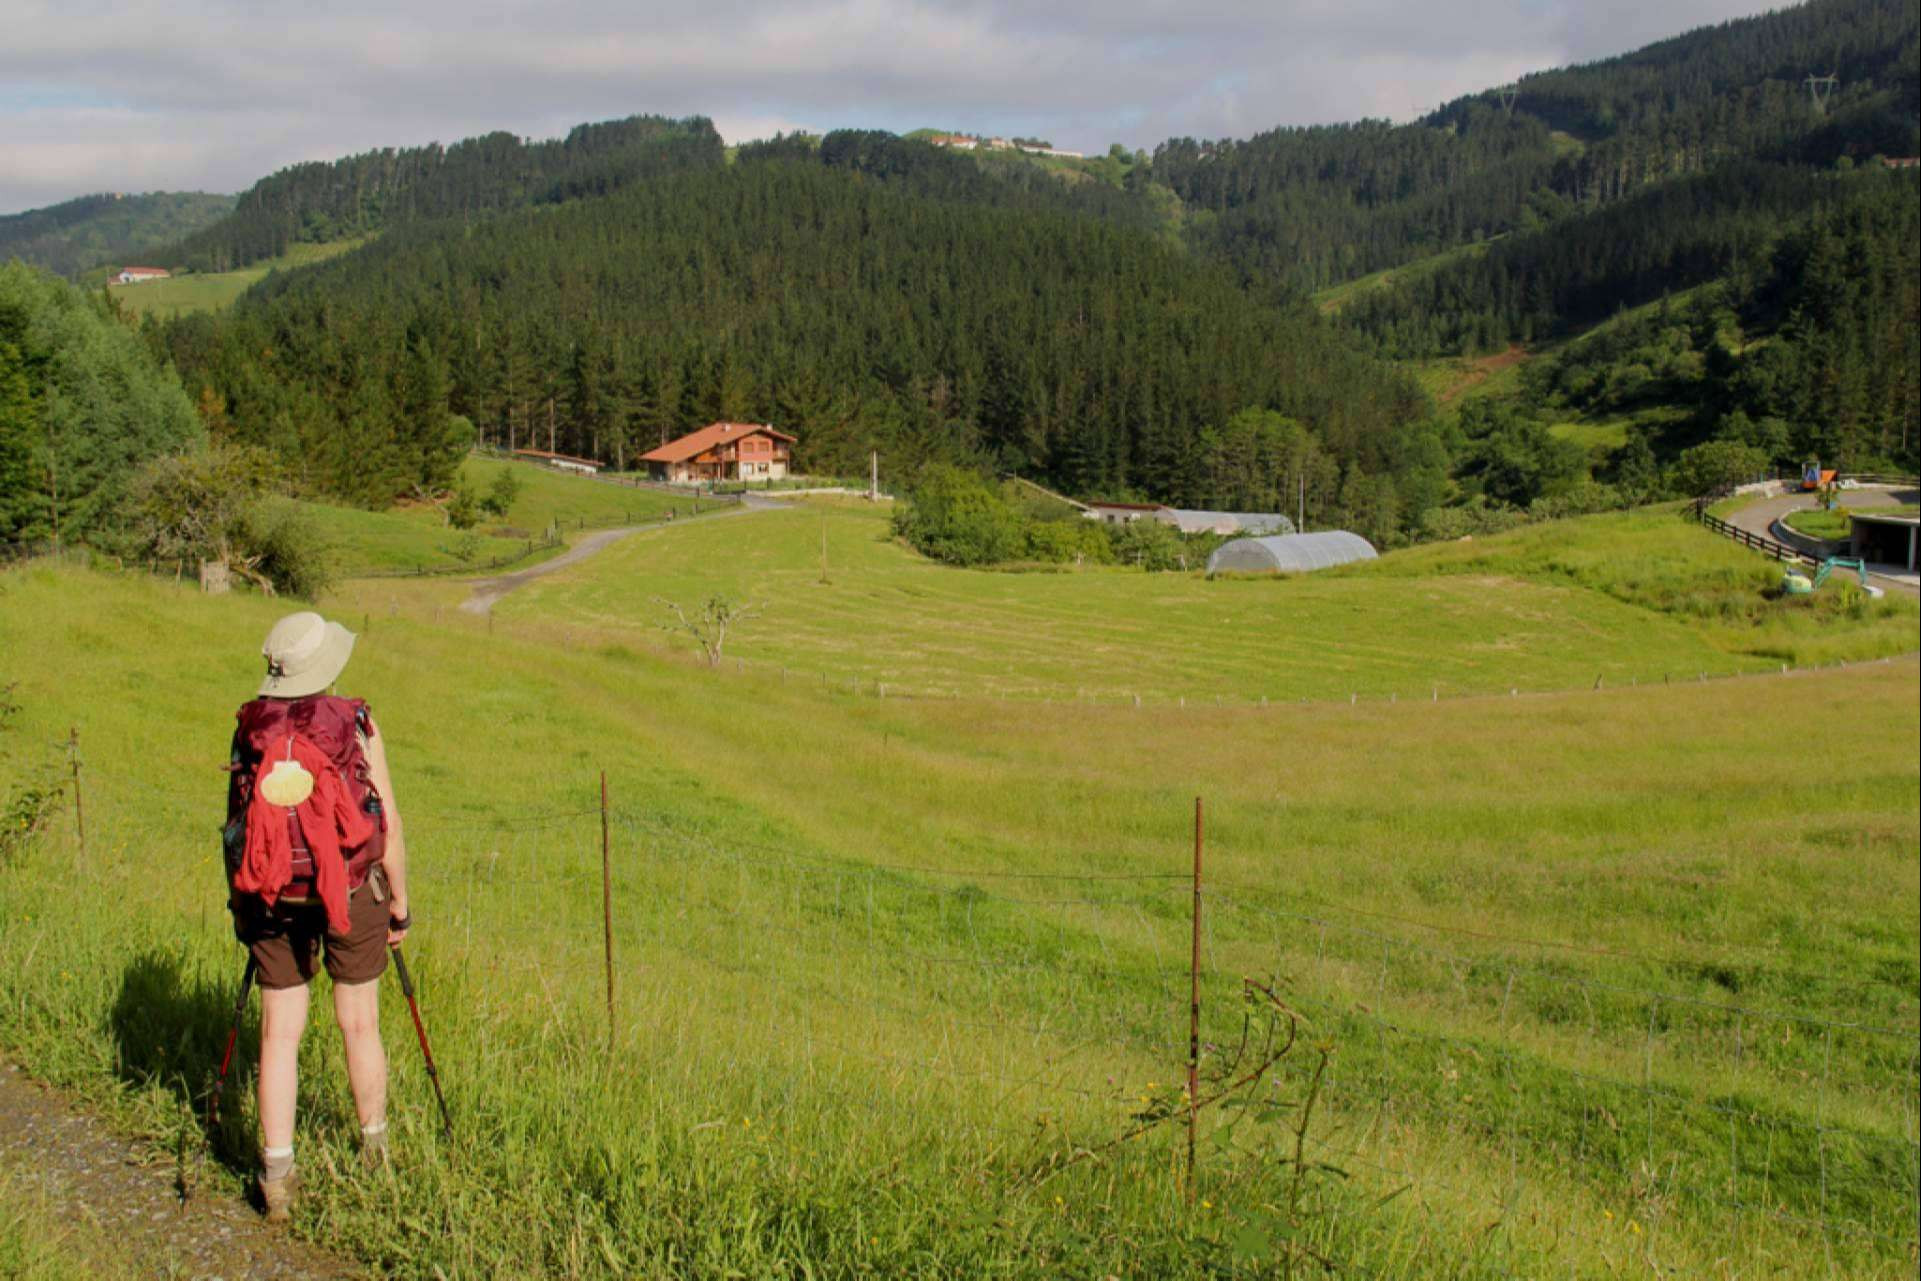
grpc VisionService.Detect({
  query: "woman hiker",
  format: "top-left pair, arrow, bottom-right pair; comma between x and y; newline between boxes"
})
223,610 -> 411,1221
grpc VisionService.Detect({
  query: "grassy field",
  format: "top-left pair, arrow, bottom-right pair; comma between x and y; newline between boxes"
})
106,239 -> 370,318
299,456 -> 696,576
1,503 -> 1916,1277
497,500 -> 1917,700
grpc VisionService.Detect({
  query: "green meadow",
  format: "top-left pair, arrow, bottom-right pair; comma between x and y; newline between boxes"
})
501,499 -> 1917,701
0,499 -> 1916,1277
298,457 -> 694,576
106,239 -> 370,319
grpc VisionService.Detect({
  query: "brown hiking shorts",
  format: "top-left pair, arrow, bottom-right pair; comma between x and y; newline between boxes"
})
239,884 -> 390,990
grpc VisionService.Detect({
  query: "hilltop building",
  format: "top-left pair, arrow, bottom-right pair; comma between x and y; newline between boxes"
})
115,266 -> 170,284
641,421 -> 796,485
928,133 -> 1084,160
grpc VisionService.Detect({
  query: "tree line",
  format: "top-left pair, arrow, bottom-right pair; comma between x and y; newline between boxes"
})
161,115 -> 724,272
149,144 -> 1433,527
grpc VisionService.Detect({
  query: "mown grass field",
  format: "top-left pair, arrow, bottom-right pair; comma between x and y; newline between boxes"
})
1,502 -> 1916,1277
299,457 -> 695,576
106,239 -> 370,319
499,500 -> 1917,700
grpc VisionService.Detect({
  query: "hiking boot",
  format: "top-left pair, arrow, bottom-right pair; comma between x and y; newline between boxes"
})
258,1172 -> 296,1223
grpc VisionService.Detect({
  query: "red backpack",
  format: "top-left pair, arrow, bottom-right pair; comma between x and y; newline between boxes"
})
224,695 -> 387,917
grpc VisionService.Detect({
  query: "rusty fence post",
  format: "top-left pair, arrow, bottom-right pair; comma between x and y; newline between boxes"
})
67,727 -> 86,864
1187,794 -> 1204,1203
600,771 -> 615,1049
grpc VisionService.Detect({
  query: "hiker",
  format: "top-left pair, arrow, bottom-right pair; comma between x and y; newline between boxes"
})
223,611 -> 410,1221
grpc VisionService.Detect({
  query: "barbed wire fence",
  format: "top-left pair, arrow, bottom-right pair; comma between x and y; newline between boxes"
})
46,759 -> 1921,1274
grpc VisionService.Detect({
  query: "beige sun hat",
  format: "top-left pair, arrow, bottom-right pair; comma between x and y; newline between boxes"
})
258,611 -> 356,698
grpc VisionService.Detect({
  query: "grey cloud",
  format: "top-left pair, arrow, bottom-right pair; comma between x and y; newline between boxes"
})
2,0 -> 1776,212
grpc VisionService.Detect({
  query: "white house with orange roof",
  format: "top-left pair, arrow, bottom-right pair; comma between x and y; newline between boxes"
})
640,421 -> 796,484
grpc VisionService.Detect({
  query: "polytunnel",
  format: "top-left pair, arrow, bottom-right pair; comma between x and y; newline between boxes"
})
1205,530 -> 1379,574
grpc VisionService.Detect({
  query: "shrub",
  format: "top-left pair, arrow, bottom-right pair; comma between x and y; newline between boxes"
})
447,483 -> 480,530
481,466 -> 523,517
1022,519 -> 1114,565
1669,440 -> 1771,498
242,498 -> 336,599
892,464 -> 1022,566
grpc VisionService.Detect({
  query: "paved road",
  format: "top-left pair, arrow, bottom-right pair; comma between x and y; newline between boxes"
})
1724,483 -> 1918,598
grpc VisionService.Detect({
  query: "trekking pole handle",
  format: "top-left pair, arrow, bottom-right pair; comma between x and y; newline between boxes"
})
390,943 -> 417,999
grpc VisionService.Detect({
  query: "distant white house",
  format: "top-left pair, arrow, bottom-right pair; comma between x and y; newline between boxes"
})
116,266 -> 170,284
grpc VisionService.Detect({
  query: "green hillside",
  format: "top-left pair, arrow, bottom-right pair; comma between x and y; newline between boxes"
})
0,191 -> 233,278
106,238 -> 368,319
300,456 -> 690,576
2,503 -> 1914,1276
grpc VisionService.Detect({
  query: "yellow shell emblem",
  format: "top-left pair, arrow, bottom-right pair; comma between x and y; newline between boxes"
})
259,757 -> 315,807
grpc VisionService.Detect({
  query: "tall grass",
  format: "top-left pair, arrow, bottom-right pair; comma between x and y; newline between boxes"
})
0,528 -> 1915,1276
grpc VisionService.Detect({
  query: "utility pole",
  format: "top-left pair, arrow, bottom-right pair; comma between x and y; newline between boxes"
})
1805,72 -> 1838,116
869,451 -> 879,502
1298,474 -> 1305,533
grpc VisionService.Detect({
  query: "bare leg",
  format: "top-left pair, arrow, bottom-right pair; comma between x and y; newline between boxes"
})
333,977 -> 387,1130
257,984 -> 310,1153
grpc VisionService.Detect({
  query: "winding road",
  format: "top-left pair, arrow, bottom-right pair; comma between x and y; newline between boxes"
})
1721,482 -> 1918,598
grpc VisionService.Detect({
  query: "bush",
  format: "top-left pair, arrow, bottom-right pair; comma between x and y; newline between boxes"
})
242,498 -> 336,599
1022,519 -> 1114,565
1669,440 -> 1771,498
892,464 -> 1022,566
481,466 -> 523,517
447,483 -> 480,530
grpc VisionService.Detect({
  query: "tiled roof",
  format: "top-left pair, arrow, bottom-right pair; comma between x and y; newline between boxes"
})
640,422 -> 796,464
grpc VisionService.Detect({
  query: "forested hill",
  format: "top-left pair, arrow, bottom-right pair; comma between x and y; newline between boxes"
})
155,147 -> 1429,515
0,192 -> 234,278
1151,0 -> 1918,293
162,114 -> 723,272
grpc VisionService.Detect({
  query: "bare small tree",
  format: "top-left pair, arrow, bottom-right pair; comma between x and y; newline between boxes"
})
653,595 -> 761,667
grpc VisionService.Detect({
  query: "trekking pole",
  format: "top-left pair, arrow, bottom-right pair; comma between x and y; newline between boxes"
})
207,954 -> 259,1135
389,944 -> 454,1143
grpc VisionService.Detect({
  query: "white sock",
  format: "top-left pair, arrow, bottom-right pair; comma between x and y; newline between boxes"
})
262,1144 -> 295,1182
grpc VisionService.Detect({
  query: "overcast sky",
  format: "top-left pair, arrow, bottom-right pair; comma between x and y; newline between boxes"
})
2,0 -> 1783,214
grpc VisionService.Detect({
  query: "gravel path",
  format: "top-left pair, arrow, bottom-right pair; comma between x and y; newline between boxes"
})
458,497 -> 778,616
0,1060 -> 358,1279
457,525 -> 645,616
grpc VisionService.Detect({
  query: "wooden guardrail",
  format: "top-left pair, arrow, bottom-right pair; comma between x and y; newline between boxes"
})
1690,499 -> 1814,566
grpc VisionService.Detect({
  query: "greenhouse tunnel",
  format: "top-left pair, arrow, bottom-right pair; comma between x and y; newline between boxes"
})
1206,530 -> 1379,574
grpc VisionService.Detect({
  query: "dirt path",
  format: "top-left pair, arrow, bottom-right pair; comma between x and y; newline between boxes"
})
457,525 -> 643,616
0,1060 -> 358,1279
459,499 -> 778,616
